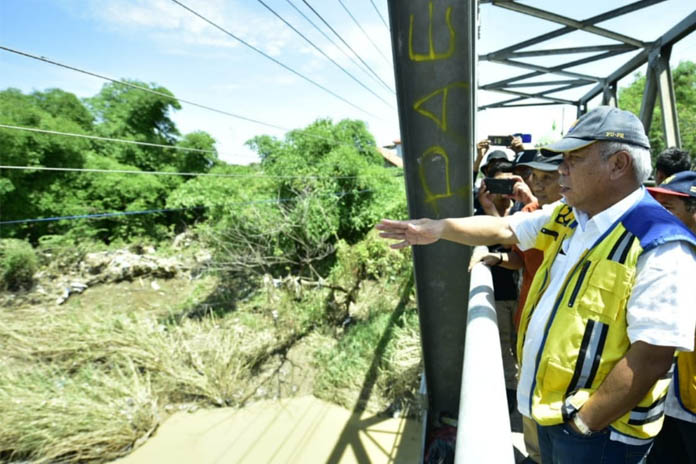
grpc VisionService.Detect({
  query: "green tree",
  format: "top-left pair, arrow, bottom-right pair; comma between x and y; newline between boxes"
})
1,84 -> 217,243
86,81 -> 182,171
31,88 -> 94,130
175,131 -> 218,173
194,118 -> 406,279
0,88 -> 91,240
618,61 -> 696,164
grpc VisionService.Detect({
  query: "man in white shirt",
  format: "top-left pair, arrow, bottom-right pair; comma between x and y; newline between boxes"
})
645,171 -> 696,464
376,107 -> 696,463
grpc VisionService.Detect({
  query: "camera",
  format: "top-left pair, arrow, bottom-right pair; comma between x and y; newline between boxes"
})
488,133 -> 532,146
484,177 -> 516,195
488,135 -> 513,146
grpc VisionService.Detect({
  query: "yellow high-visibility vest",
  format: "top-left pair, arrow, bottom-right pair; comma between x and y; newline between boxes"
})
674,345 -> 696,416
517,193 -> 696,441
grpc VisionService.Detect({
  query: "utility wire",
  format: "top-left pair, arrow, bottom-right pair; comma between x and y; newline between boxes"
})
0,124 -> 218,154
0,189 -> 375,225
0,45 -> 390,152
337,0 -> 390,64
0,207 -> 196,225
255,0 -> 394,109
284,0 -> 390,94
369,0 -> 390,31
0,124 -> 401,171
169,0 -> 383,120
0,45 -> 288,132
300,0 -> 395,94
0,165 -> 403,180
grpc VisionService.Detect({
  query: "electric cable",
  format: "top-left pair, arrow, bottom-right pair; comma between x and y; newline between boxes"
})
0,124 -> 404,177
0,124 -> 217,154
369,0 -> 390,31
284,0 -> 389,94
0,165 -> 403,180
255,0 -> 394,109
0,189 -> 376,225
337,0 -> 391,64
169,0 -> 383,120
0,45 -> 288,132
300,0 -> 395,94
0,45 -> 391,152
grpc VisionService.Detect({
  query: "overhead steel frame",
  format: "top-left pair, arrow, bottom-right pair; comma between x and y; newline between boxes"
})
478,1 -> 696,148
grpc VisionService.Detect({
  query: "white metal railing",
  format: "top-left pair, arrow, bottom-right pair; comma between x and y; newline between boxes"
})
455,249 -> 515,463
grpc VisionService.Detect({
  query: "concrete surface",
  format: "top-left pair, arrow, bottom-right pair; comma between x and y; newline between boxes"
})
113,396 -> 421,464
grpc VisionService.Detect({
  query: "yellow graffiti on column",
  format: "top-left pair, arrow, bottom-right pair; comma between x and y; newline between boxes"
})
409,2 -> 455,62
418,146 -> 452,207
413,81 -> 468,132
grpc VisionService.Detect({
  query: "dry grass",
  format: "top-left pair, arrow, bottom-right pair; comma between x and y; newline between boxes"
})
0,238 -> 420,462
378,310 -> 422,413
0,300 -> 282,462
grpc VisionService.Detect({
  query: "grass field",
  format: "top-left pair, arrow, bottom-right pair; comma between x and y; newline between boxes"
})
0,236 -> 420,463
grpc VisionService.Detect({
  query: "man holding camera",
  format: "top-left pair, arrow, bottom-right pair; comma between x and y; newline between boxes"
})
377,107 -> 696,463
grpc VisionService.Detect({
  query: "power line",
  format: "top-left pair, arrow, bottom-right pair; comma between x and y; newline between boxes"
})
0,45 -> 391,152
0,124 -> 217,154
255,0 -> 394,109
284,0 -> 390,94
0,189 -> 376,225
0,207 -> 196,225
369,0 -> 390,31
300,0 -> 395,94
169,0 -> 383,120
0,165 -> 403,180
0,45 -> 288,132
337,0 -> 391,64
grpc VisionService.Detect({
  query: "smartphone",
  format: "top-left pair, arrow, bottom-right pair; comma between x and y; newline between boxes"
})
488,135 -> 513,146
484,177 -> 516,195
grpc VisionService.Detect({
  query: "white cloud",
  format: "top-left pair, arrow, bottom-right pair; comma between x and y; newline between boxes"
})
66,0 -> 299,58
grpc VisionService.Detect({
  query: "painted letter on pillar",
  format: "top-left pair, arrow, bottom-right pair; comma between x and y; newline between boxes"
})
409,2 -> 455,62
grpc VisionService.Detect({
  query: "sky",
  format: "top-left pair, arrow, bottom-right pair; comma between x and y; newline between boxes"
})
1,0 -> 695,165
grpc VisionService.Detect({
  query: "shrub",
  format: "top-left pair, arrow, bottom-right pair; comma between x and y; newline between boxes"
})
0,239 -> 38,291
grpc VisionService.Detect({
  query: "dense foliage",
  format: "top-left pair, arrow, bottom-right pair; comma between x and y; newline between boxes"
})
618,60 -> 696,163
0,83 -> 217,243
1,84 -> 404,260
0,238 -> 38,290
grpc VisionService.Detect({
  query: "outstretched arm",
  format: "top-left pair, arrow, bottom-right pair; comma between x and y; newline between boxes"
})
376,216 -> 519,249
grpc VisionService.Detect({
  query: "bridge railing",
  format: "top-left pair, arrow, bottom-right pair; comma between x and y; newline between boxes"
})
455,248 -> 515,463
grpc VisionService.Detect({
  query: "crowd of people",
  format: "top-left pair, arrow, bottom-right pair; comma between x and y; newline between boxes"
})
377,106 -> 696,464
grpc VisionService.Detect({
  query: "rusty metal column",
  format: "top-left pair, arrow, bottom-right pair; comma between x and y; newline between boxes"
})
387,0 -> 477,438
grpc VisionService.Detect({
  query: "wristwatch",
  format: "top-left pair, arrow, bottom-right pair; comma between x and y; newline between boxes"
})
562,396 -> 595,436
571,411 -> 593,436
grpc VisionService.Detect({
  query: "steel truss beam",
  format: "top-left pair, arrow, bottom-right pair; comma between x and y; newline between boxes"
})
640,46 -> 681,147
477,0 -> 696,151
482,0 -> 665,59
490,1 -> 646,47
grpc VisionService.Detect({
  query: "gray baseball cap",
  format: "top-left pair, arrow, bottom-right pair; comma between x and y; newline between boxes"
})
516,150 -> 563,171
545,106 -> 650,153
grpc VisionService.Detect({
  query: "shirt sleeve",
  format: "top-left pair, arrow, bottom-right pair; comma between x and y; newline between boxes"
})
627,241 -> 696,351
507,201 -> 559,251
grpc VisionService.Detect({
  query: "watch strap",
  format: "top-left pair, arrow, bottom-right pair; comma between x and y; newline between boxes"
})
571,412 -> 594,436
